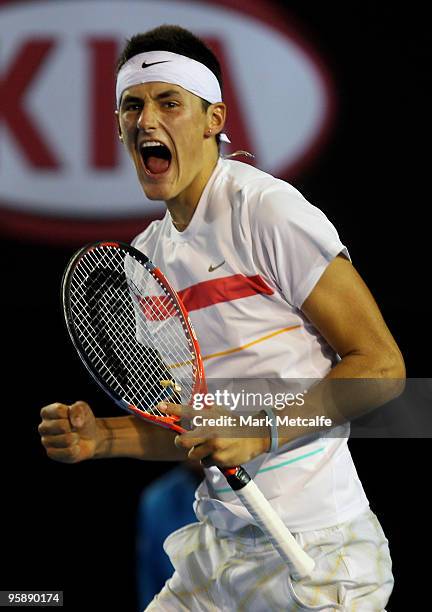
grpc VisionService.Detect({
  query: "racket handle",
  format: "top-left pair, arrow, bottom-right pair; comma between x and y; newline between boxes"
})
228,475 -> 315,578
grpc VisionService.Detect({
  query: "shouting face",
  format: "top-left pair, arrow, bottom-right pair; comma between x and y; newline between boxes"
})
117,81 -> 224,206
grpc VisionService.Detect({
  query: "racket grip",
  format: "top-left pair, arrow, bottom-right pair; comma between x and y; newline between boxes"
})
233,479 -> 315,578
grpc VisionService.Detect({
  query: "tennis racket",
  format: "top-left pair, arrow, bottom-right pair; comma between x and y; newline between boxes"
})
61,241 -> 315,578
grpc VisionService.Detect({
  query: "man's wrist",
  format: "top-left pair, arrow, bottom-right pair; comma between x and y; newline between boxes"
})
93,416 -> 136,458
93,418 -> 111,458
257,408 -> 278,453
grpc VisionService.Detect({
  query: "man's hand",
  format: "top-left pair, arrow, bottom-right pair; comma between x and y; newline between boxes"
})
39,401 -> 103,463
159,402 -> 269,467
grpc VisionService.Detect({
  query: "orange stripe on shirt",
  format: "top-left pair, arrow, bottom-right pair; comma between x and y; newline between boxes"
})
202,325 -> 301,361
168,325 -> 301,369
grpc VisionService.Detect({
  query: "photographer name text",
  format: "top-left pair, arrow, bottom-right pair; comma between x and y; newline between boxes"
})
191,414 -> 333,428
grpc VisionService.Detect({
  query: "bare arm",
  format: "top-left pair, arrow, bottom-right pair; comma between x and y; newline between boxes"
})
39,401 -> 187,464
302,255 -> 405,379
95,414 -> 187,461
275,254 -> 406,445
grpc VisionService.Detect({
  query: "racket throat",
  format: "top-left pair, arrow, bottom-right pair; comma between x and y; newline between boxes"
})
223,466 -> 251,490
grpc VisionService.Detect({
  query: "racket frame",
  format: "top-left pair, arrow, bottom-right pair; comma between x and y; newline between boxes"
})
62,240 -> 205,434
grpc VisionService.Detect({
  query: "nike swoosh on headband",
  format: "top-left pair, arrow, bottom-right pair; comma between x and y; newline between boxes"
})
142,61 -> 171,69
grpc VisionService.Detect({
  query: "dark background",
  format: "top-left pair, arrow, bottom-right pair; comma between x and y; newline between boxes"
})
1,2 -> 429,610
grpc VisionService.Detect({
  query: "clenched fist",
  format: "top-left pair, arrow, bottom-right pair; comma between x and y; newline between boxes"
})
39,401 -> 102,463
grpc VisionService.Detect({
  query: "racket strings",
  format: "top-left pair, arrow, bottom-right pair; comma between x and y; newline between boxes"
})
71,274 -> 153,406
125,254 -> 197,393
74,249 -> 173,409
123,252 -> 195,365
72,272 -> 185,412
68,246 -> 197,415
72,258 -> 142,393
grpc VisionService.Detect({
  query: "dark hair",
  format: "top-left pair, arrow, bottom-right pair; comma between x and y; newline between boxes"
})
117,25 -> 223,145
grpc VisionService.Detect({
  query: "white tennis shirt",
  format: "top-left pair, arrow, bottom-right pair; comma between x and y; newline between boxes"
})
133,158 -> 369,532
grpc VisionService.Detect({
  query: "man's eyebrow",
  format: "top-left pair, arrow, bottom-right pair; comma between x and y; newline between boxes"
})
155,89 -> 183,100
121,90 -> 182,105
121,94 -> 143,105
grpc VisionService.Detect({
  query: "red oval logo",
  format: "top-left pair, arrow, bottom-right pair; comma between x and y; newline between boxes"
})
0,0 -> 334,243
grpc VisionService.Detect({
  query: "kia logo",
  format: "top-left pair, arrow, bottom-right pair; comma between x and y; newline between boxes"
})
0,0 -> 334,243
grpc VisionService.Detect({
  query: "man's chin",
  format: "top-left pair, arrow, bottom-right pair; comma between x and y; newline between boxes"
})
141,182 -> 174,202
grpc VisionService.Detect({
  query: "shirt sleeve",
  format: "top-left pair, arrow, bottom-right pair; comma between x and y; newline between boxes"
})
250,181 -> 350,309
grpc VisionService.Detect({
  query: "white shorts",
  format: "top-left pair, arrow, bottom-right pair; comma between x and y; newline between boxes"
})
144,509 -> 393,611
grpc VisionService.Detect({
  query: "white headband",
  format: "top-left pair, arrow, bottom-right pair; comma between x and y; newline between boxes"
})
116,50 -> 230,142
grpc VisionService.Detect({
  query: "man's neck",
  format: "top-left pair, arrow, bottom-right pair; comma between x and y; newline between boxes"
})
166,152 -> 219,231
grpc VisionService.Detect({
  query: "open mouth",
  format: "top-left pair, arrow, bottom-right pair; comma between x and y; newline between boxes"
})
140,141 -> 172,175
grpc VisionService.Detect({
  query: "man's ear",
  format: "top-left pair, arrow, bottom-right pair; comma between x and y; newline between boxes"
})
206,102 -> 227,138
115,109 -> 124,142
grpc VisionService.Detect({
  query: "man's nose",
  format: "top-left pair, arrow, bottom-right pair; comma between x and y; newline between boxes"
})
137,102 -> 158,131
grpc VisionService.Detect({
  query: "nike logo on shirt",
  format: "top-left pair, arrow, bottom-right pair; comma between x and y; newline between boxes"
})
208,260 -> 225,272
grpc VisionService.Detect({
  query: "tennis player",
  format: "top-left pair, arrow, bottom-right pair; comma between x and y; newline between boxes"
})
39,25 -> 405,610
